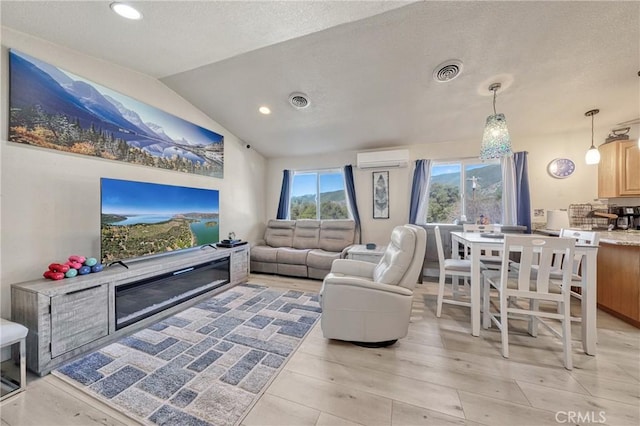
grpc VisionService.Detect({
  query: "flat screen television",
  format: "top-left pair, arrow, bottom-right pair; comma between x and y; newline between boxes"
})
100,178 -> 219,263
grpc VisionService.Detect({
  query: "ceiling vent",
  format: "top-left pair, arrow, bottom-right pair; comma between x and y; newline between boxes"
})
289,92 -> 310,109
357,149 -> 409,169
432,59 -> 463,83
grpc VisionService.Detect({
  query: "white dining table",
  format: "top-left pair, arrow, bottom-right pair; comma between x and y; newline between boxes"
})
450,231 -> 599,355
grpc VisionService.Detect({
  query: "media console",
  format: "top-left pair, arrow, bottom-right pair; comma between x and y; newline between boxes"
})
11,245 -> 249,375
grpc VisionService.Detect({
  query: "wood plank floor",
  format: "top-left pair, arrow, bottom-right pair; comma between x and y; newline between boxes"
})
1,273 -> 639,426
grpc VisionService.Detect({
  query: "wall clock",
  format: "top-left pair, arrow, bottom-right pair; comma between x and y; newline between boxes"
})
547,158 -> 576,179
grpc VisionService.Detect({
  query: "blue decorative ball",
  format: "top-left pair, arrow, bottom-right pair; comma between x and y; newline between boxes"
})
91,264 -> 104,273
78,265 -> 91,275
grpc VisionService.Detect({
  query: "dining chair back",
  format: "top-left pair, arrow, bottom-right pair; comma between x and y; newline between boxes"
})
557,229 -> 599,277
482,235 -> 576,369
462,224 -> 502,269
462,224 -> 500,233
435,226 -> 473,317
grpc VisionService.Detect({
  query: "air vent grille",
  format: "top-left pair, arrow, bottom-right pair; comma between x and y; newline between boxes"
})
289,93 -> 310,109
433,59 -> 463,83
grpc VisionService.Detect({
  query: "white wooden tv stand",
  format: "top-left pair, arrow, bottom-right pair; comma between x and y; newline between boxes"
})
11,245 -> 249,375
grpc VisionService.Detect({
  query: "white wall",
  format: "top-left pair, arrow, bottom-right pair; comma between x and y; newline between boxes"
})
267,127 -> 635,245
0,28 -> 267,318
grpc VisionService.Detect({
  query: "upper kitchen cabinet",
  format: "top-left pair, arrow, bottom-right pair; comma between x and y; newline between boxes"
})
598,140 -> 640,198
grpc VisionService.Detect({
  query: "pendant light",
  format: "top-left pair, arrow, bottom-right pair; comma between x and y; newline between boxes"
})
584,109 -> 600,165
480,83 -> 513,159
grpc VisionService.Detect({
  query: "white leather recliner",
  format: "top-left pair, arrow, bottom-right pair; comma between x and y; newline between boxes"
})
319,224 -> 427,346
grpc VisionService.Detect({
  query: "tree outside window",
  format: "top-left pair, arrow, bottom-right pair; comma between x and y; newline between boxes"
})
289,170 -> 350,220
426,160 -> 502,224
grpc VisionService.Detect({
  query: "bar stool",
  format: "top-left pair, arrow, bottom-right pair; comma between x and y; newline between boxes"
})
1,318 -> 28,400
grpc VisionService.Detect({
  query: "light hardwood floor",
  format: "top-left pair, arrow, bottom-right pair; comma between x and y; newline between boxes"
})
1,273 -> 639,426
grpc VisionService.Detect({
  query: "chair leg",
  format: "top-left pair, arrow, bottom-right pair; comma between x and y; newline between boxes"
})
19,338 -> 26,393
482,278 -> 490,329
436,272 -> 445,317
528,299 -> 539,337
452,276 -> 459,298
562,300 -> 573,370
500,291 -> 509,359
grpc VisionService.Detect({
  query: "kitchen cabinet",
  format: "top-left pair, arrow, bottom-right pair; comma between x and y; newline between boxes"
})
598,140 -> 640,198
596,232 -> 640,328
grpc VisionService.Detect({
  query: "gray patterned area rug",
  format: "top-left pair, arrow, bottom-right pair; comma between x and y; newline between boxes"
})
52,283 -> 321,426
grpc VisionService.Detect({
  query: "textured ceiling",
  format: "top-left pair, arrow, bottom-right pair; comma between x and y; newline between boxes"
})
2,1 -> 639,158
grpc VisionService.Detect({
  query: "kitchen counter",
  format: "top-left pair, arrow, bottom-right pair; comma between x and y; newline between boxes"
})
596,234 -> 640,328
597,230 -> 640,246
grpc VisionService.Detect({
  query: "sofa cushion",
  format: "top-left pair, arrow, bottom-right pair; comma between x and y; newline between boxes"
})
292,220 -> 321,249
307,249 -> 340,271
373,226 -> 416,285
277,247 -> 310,265
277,264 -> 308,277
319,220 -> 356,252
264,220 -> 296,248
251,245 -> 278,263
250,261 -> 277,274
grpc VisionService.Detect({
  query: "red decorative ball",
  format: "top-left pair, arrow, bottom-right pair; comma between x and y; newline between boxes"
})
44,271 -> 65,280
48,263 -> 70,273
66,261 -> 82,269
69,255 -> 86,264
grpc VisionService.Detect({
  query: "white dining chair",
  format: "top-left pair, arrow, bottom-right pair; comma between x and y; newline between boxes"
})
512,229 -> 598,329
462,224 -> 503,270
482,235 -> 576,370
435,226 -> 473,317
558,229 -> 599,300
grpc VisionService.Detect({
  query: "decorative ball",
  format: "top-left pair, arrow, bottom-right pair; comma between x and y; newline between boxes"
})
65,268 -> 78,278
91,264 -> 104,273
44,271 -> 65,280
69,255 -> 86,264
66,261 -> 82,269
78,265 -> 91,275
84,257 -> 98,267
49,263 -> 70,273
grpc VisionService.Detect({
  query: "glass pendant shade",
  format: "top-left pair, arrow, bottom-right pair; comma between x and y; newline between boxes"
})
584,109 -> 600,165
480,113 -> 513,159
585,146 -> 601,165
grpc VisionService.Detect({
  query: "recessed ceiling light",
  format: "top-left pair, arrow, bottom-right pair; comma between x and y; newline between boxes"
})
110,2 -> 143,20
259,106 -> 271,115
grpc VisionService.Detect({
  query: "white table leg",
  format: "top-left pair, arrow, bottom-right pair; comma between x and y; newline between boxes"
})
582,250 -> 597,355
471,244 -> 481,337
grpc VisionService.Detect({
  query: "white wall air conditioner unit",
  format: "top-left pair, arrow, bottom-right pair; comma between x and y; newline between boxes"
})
356,149 -> 410,169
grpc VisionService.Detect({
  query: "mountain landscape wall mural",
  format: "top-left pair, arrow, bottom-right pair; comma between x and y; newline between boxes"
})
8,49 -> 224,178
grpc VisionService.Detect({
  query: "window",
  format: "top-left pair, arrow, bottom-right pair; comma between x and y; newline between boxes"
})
289,170 -> 351,220
426,159 -> 502,224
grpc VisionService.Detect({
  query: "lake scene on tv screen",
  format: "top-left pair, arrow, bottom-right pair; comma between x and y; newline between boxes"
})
101,178 -> 219,262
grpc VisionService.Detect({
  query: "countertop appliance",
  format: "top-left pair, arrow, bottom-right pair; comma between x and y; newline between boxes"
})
613,206 -> 640,230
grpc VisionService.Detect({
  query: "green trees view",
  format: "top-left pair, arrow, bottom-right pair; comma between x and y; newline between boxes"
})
427,164 -> 502,224
288,164 -> 502,223
290,190 -> 349,220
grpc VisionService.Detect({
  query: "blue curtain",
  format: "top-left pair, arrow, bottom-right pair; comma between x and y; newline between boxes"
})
276,169 -> 291,219
344,165 -> 362,243
514,152 -> 532,233
409,159 -> 431,224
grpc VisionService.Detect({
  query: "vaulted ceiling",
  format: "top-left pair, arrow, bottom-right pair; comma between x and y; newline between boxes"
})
2,1 -> 639,158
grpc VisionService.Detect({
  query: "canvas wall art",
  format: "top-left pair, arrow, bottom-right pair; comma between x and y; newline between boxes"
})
373,171 -> 389,219
8,49 -> 224,178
